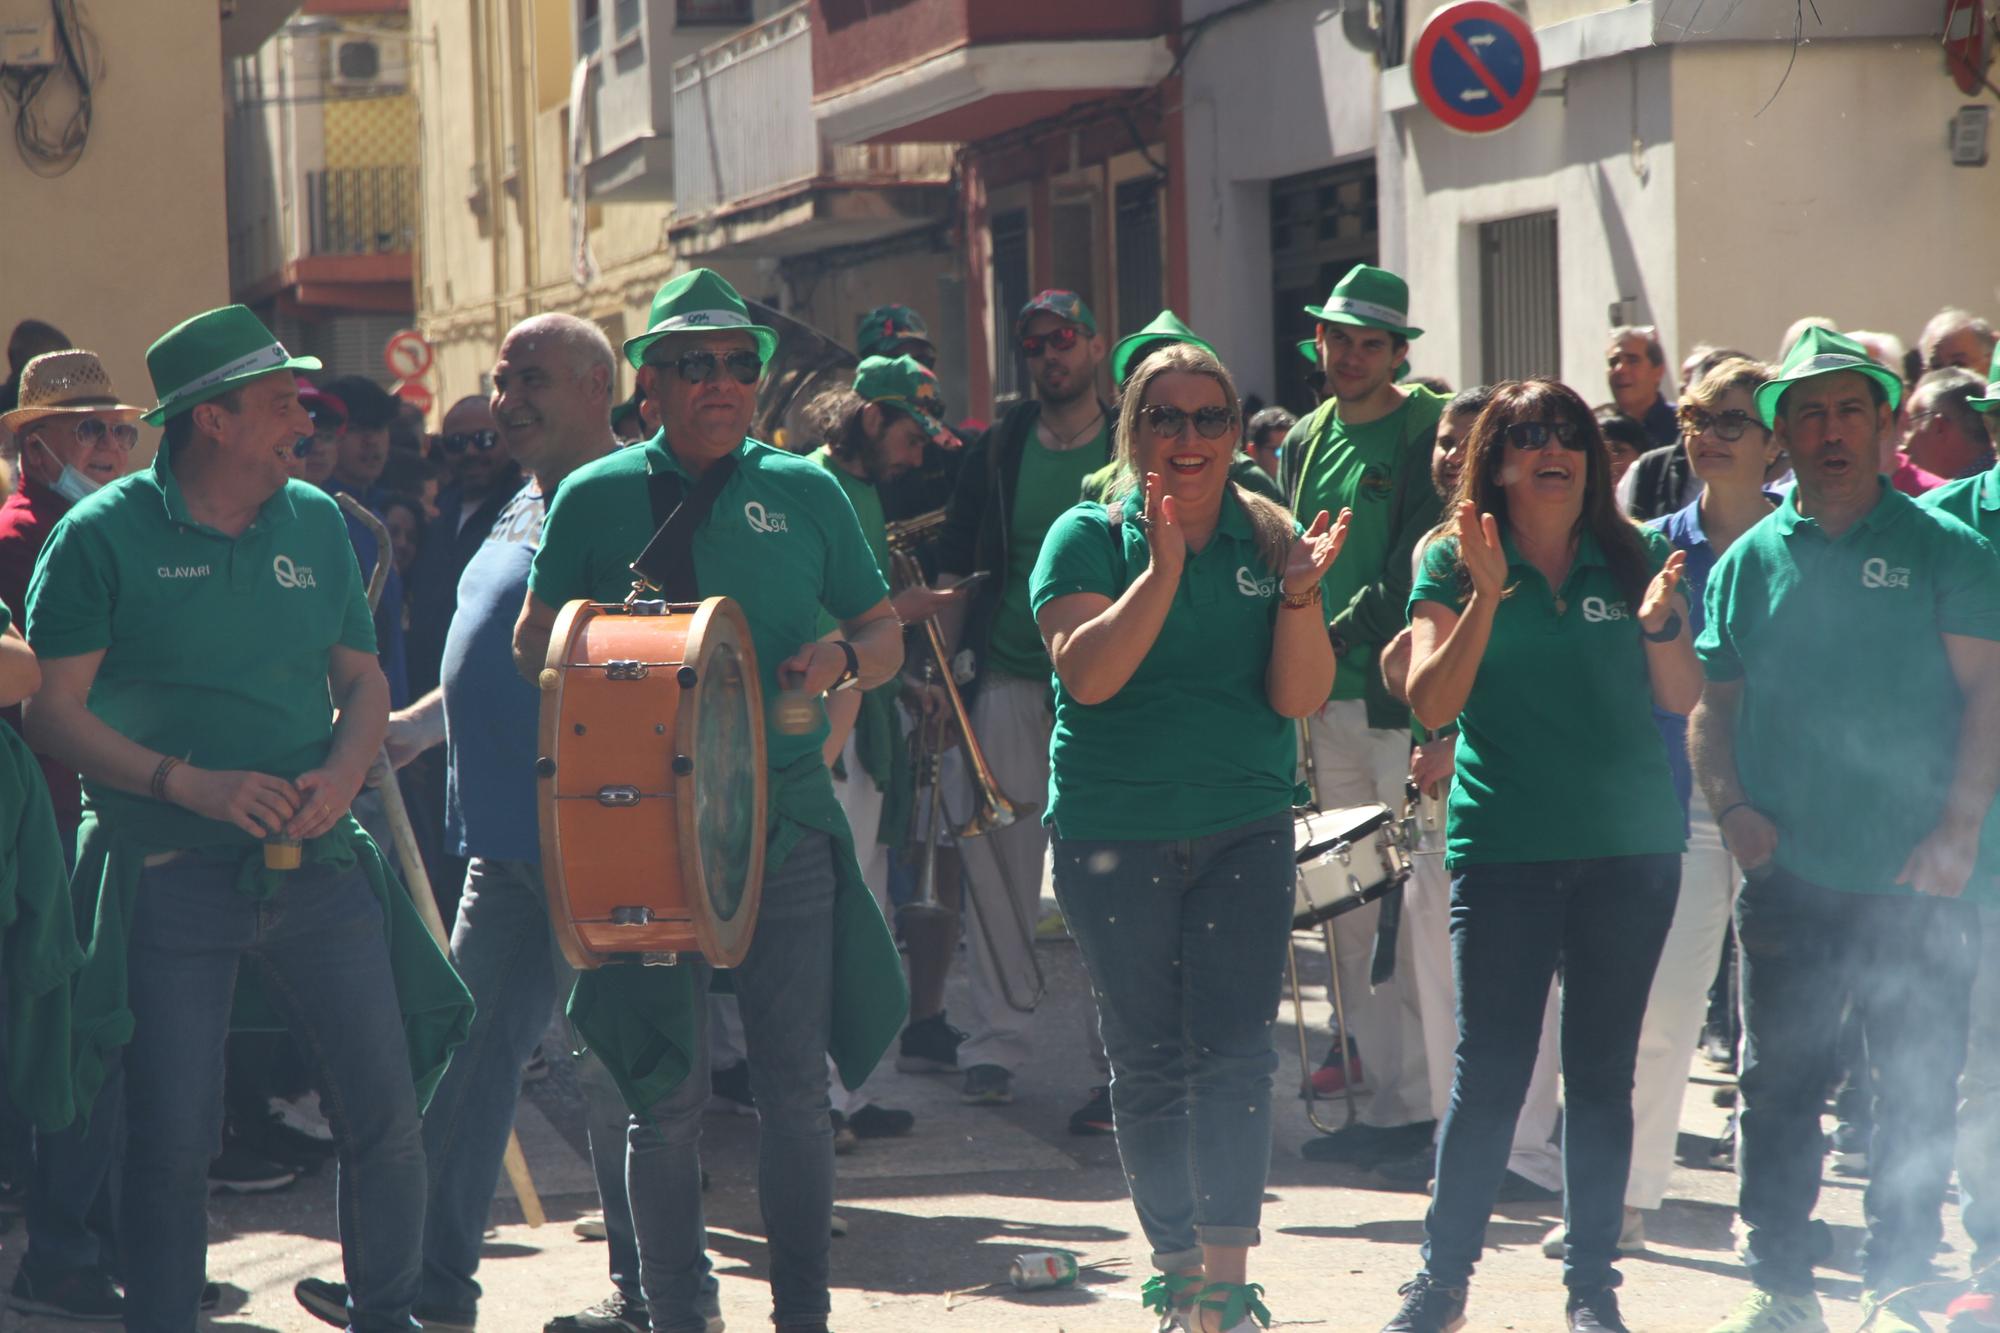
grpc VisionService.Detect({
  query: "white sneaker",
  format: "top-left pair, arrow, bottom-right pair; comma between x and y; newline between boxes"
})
1540,1207 -> 1647,1258
572,1212 -> 607,1240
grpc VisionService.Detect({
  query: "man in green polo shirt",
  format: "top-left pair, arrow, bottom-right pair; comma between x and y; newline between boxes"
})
514,268 -> 905,1333
1692,327 -> 2000,1333
935,289 -> 1114,1119
23,306 -> 442,1333
1286,264 -> 1444,1161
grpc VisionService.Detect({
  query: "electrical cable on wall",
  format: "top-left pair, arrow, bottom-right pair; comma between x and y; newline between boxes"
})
2,0 -> 100,176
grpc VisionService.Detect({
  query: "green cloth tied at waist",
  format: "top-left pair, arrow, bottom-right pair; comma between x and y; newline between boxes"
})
0,723 -> 83,1133
851,683 -> 913,849
567,752 -> 909,1116
64,801 -> 473,1126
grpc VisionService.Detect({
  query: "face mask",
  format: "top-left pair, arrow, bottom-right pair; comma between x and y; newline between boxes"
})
34,436 -> 100,504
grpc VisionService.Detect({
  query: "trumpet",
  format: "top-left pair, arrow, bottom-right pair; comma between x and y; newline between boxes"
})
889,511 -> 1046,1011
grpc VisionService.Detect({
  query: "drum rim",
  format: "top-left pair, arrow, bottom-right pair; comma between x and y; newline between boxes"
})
678,596 -> 767,969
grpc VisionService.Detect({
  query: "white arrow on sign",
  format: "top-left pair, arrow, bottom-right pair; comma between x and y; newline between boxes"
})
1459,88 -> 1493,101
1468,31 -> 1497,46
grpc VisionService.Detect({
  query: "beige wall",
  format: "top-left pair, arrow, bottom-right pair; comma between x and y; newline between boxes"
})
1672,39 -> 2000,362
1,3 -> 231,445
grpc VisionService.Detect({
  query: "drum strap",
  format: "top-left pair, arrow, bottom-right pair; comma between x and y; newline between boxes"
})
633,454 -> 741,601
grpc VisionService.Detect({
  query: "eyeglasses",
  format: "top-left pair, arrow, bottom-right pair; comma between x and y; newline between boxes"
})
1678,408 -> 1763,442
438,428 -> 502,455
1140,404 -> 1237,440
1018,325 -> 1081,359
61,418 -> 139,450
1500,420 -> 1585,451
646,350 -> 763,385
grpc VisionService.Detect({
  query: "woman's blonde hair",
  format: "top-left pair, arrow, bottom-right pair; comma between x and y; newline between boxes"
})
1680,355 -> 1773,413
1103,341 -> 1294,574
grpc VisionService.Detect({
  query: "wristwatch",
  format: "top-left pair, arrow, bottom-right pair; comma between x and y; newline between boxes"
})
831,639 -> 862,691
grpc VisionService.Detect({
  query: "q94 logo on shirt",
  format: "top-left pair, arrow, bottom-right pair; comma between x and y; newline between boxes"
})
1581,596 -> 1629,623
1861,557 -> 1911,589
744,501 -> 788,534
272,555 -> 317,589
1235,566 -> 1277,598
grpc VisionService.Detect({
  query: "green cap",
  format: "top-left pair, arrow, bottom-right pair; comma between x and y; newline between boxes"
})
1969,343 -> 2000,411
855,304 -> 932,360
1015,289 -> 1096,337
623,268 -> 779,370
1303,264 -> 1423,340
1110,309 -> 1218,386
854,354 -> 958,447
141,305 -> 322,426
1755,325 -> 1905,428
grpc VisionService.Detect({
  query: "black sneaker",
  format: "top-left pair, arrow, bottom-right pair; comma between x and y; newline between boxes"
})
296,1279 -> 475,1333
848,1103 -> 915,1138
9,1266 -> 125,1322
1382,1274 -> 1467,1333
230,1110 -> 336,1171
894,1013 -> 966,1073
708,1061 -> 756,1117
1301,1120 -> 1436,1168
209,1143 -> 298,1194
1373,1145 -> 1437,1192
1068,1086 -> 1113,1136
202,1283 -> 222,1313
961,1064 -> 1012,1105
1495,1169 -> 1561,1204
544,1291 -> 650,1333
1566,1287 -> 1629,1333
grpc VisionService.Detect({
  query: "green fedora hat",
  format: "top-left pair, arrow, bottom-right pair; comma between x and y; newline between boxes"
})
1754,325 -> 1905,428
854,354 -> 958,447
1968,343 -> 2000,411
1110,309 -> 1217,386
142,305 -> 321,426
1303,264 -> 1423,340
623,268 -> 779,370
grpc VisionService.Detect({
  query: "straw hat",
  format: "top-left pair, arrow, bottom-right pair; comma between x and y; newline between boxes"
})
0,349 -> 143,433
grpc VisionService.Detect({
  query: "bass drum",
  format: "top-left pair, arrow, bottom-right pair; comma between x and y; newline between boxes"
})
537,596 -> 767,968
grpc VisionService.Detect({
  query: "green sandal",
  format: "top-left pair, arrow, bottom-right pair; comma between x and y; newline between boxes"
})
1194,1281 -> 1273,1333
1140,1273 -> 1205,1331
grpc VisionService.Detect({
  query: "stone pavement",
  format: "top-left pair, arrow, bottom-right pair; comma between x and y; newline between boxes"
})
0,931 -> 1961,1333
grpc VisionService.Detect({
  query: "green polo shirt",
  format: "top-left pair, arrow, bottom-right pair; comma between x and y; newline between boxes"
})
809,446 -> 890,582
987,427 -> 1110,679
25,448 -> 376,840
1293,386 -> 1446,700
1699,479 -> 2000,895
1411,529 -> 1683,868
529,432 -> 890,775
1029,496 -> 1299,840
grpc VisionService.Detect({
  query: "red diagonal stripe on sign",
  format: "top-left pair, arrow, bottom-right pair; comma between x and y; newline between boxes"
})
1442,24 -> 1511,103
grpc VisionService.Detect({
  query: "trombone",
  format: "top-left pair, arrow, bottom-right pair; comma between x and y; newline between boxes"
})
886,510 -> 1047,1013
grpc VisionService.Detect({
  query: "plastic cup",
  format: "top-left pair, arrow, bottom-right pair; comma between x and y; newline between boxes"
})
264,837 -> 302,871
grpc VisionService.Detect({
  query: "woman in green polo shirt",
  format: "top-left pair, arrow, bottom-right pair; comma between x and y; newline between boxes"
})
1030,343 -> 1346,1333
1380,379 -> 1698,1333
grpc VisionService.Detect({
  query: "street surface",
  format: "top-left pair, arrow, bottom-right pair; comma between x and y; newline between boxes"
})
0,929 -> 1943,1333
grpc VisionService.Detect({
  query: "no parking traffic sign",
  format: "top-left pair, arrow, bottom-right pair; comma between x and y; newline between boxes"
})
1412,1 -> 1542,135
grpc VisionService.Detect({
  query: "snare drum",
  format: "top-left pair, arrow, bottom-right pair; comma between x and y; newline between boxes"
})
1293,802 -> 1412,930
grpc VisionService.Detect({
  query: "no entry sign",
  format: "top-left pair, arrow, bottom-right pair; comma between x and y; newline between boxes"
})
1412,1 -> 1542,135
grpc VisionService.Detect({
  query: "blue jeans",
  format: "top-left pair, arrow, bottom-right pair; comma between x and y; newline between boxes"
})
120,852 -> 427,1333
1053,813 -> 1294,1270
627,831 -> 838,1333
24,1055 -> 123,1278
1422,855 -> 1679,1293
1735,866 -> 1974,1294
418,857 -> 654,1318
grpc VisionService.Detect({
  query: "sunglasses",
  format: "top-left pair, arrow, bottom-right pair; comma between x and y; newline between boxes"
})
1018,325 -> 1081,359
647,350 -> 763,385
56,417 -> 139,450
1501,420 -> 1586,451
1679,408 -> 1763,442
1141,404 -> 1237,440
438,428 -> 502,455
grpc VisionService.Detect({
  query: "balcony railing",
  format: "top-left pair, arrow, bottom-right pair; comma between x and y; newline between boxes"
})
306,165 -> 415,256
672,5 -> 951,218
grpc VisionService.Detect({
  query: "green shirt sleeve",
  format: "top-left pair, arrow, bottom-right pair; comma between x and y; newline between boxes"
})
1694,549 -> 1744,682
528,473 -> 600,610
811,470 -> 891,623
1407,533 -> 1464,615
1029,504 -> 1120,615
1933,521 -> 2000,641
25,519 -> 113,660
1329,391 -> 1446,653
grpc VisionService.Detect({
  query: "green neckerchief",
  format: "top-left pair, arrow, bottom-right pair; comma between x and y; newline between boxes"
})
566,750 -> 908,1114
0,724 -> 83,1133
64,805 -> 473,1126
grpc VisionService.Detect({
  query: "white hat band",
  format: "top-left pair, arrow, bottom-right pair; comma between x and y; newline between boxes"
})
1321,296 -> 1410,327
159,342 -> 294,405
646,309 -> 752,335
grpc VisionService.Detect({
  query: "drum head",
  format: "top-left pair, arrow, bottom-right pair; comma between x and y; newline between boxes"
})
1295,802 -> 1393,864
677,598 -> 767,967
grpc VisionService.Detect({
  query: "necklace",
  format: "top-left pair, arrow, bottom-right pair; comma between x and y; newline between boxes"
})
1041,406 -> 1103,449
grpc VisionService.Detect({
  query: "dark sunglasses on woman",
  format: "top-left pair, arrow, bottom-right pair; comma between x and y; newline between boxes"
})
1501,419 -> 1585,451
1018,325 -> 1081,359
1141,404 -> 1238,440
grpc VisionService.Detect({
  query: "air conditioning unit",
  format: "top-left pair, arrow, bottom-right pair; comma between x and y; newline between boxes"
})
327,35 -> 408,94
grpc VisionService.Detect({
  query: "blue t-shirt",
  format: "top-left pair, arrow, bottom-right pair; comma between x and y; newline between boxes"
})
325,479 -> 409,708
1646,493 -> 1781,819
442,479 -> 543,861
